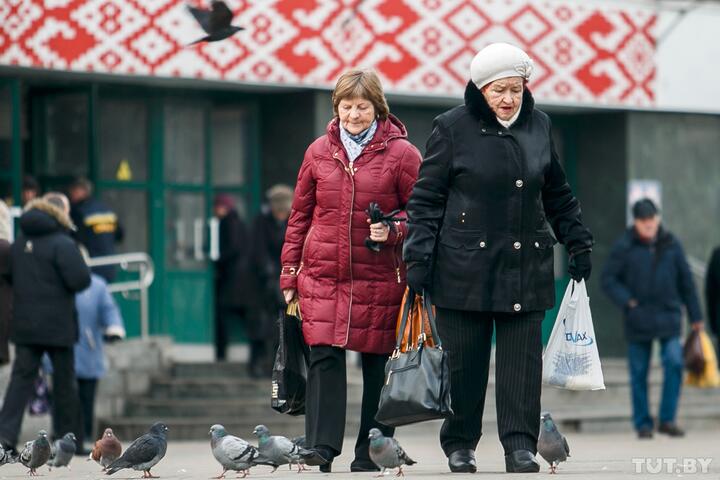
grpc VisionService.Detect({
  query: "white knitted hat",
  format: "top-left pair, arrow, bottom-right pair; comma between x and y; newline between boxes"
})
470,43 -> 534,89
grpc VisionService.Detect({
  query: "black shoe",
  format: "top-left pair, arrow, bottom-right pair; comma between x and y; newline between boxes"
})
75,447 -> 92,456
448,449 -> 477,473
319,462 -> 332,473
658,423 -> 685,437
304,447 -> 333,467
350,459 -> 380,472
505,450 -> 540,473
637,428 -> 653,439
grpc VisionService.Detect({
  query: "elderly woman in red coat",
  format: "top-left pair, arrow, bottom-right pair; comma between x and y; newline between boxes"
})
280,69 -> 421,472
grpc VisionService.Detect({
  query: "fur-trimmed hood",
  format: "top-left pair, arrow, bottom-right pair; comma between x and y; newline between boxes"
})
20,198 -> 76,236
463,80 -> 535,129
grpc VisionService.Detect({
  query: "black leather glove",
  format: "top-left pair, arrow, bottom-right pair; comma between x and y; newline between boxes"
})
406,262 -> 431,294
568,251 -> 592,282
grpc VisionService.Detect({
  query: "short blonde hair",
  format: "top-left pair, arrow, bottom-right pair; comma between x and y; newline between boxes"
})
332,69 -> 389,120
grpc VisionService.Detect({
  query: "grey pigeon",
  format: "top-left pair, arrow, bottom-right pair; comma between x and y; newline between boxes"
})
106,422 -> 168,478
209,425 -> 277,478
187,1 -> 244,45
253,425 -> 314,473
538,412 -> 570,474
20,430 -> 51,476
47,432 -> 76,470
0,444 -> 18,466
368,428 -> 416,477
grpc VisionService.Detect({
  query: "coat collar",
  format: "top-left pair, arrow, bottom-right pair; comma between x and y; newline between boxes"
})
327,114 -> 408,155
463,80 -> 535,129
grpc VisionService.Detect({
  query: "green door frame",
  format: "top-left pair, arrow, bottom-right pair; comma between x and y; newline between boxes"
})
0,77 -> 22,205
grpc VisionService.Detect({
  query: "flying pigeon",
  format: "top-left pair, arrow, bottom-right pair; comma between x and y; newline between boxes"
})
0,444 -> 18,466
209,424 -> 277,478
90,428 -> 122,471
253,425 -> 314,473
538,412 -> 570,474
187,1 -> 244,45
105,422 -> 168,478
20,430 -> 51,476
368,428 -> 416,477
47,432 -> 76,470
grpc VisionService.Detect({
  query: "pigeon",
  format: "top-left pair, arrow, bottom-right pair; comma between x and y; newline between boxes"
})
253,425 -> 314,473
20,430 -> 51,476
47,432 -> 76,470
291,435 -> 306,448
90,428 -> 122,471
368,428 -> 416,477
0,444 -> 18,466
209,425 -> 277,478
538,412 -> 570,474
105,422 -> 168,478
187,1 -> 244,45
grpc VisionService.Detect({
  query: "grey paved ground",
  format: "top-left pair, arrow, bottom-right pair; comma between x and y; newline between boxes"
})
1,422 -> 717,479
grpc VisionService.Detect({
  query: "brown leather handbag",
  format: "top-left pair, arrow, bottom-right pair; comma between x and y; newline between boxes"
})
683,330 -> 706,375
396,288 -> 436,352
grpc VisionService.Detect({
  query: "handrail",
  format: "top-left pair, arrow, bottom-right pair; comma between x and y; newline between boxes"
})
87,253 -> 155,339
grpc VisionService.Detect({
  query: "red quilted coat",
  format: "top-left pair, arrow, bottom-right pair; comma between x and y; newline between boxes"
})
280,115 -> 421,354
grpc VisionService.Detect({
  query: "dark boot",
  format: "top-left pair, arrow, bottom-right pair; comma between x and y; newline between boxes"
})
448,449 -> 477,473
658,422 -> 685,437
505,450 -> 540,473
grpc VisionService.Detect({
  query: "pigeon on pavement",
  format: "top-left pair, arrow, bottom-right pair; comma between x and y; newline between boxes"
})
90,428 -> 122,471
0,444 -> 18,466
105,422 -> 168,478
538,412 -> 570,474
368,428 -> 416,477
253,425 -> 314,472
47,432 -> 76,470
20,430 -> 51,476
209,424 -> 277,478
187,1 -> 244,45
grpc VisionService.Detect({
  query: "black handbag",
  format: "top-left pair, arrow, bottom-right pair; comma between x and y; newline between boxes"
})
271,301 -> 310,415
375,291 -> 453,427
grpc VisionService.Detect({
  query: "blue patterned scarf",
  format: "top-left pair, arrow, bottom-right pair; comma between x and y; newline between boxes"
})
339,119 -> 378,163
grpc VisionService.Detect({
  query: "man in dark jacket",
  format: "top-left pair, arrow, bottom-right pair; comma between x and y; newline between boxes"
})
706,246 -> 720,339
213,194 -> 253,365
0,196 -> 90,453
0,200 -> 11,366
68,177 -> 122,282
602,198 -> 703,439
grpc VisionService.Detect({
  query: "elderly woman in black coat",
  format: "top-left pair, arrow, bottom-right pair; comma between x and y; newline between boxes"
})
403,43 -> 593,474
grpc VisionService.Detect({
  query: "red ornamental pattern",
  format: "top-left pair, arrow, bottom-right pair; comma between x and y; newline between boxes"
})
0,0 -> 656,107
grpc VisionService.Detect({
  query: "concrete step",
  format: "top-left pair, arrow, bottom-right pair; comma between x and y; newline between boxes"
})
171,362 -> 252,379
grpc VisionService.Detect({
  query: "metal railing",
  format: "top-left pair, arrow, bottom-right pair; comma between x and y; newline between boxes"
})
87,253 -> 155,339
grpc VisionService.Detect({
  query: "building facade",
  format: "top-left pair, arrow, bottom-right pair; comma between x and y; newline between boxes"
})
2,0 -> 719,355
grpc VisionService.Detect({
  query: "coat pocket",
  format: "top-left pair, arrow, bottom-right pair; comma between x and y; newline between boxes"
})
438,228 -> 488,250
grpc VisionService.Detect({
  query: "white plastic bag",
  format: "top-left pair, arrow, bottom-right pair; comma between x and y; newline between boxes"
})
542,279 -> 605,390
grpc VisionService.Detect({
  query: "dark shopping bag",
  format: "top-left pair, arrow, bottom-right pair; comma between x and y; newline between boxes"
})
375,290 -> 453,427
271,300 -> 310,416
683,329 -> 705,375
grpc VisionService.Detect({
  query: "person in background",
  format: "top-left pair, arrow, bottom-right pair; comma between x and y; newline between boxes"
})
602,198 -> 703,439
68,177 -> 123,282
73,245 -> 126,443
22,176 -> 41,206
0,193 -> 89,454
213,194 -> 254,365
0,200 -> 11,366
249,184 -> 293,376
706,246 -> 720,340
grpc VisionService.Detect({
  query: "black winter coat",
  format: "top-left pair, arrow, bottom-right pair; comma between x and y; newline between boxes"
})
71,196 -> 122,282
601,227 -> 702,342
404,82 -> 593,313
251,210 -> 287,310
10,199 -> 91,347
707,247 -> 720,337
0,239 -> 11,364
215,209 -> 252,309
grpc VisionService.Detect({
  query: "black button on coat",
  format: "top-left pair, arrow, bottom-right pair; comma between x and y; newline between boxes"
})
403,82 -> 593,312
10,199 -> 91,347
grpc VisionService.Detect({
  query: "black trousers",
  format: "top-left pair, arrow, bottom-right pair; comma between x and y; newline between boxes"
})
0,345 -> 83,449
305,346 -> 394,461
436,308 -> 543,456
77,378 -> 98,440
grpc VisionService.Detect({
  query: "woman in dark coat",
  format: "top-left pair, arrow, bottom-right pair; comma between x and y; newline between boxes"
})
403,43 -> 593,474
280,69 -> 421,471
0,200 -> 11,366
